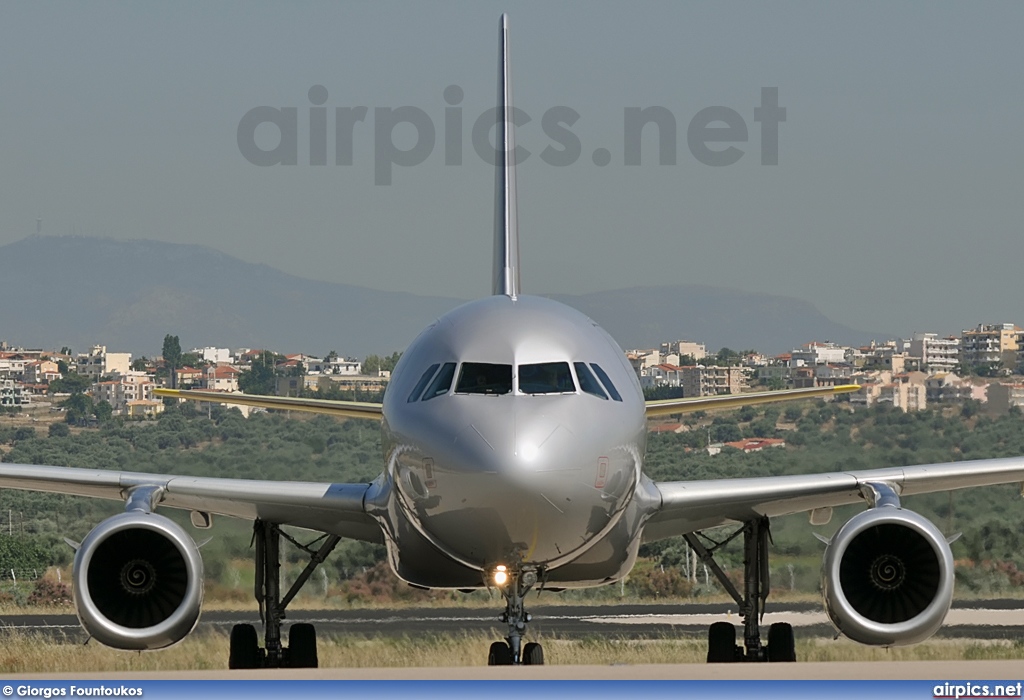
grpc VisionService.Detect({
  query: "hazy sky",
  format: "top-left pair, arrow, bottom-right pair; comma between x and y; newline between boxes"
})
1,1 -> 1022,338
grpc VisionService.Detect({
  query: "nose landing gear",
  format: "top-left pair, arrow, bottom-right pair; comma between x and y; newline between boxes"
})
487,567 -> 544,665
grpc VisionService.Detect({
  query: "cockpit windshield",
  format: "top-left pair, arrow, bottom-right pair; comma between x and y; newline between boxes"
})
455,363 -> 513,395
573,362 -> 608,399
519,362 -> 575,394
421,362 -> 456,401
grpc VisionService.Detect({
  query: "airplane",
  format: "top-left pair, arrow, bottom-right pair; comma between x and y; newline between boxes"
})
2,13 -> 1024,669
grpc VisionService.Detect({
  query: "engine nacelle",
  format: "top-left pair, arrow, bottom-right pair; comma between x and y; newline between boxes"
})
73,512 -> 204,650
823,507 -> 953,646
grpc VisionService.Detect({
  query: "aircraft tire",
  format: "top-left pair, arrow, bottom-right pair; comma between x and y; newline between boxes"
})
228,624 -> 260,669
288,623 -> 318,668
488,641 -> 513,665
767,622 -> 796,662
706,621 -> 737,663
523,642 -> 544,665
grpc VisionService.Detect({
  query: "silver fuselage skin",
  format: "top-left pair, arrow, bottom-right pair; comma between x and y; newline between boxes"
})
366,295 -> 659,589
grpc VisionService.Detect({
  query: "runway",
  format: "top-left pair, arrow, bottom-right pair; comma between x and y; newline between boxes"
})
4,600 -> 1024,642
6,660 -> 1024,680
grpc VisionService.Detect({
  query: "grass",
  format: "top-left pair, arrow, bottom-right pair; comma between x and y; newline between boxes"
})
0,631 -> 1023,673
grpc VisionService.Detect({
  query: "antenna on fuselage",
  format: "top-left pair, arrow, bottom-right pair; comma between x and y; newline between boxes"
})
492,13 -> 521,299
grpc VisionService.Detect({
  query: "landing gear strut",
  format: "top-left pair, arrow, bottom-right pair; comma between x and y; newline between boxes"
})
228,519 -> 340,669
685,516 -> 795,663
487,568 -> 544,665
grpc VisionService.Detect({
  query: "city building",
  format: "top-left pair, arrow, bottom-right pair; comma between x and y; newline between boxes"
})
0,380 -> 27,407
790,342 -> 848,367
77,345 -> 131,380
200,365 -> 240,392
680,365 -> 747,397
986,383 -> 1024,416
191,347 -> 232,364
960,323 -> 1021,369
21,360 -> 60,385
660,340 -> 707,361
90,373 -> 154,413
908,332 -> 960,372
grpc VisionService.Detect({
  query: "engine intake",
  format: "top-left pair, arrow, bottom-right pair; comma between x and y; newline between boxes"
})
823,507 -> 953,646
73,512 -> 203,650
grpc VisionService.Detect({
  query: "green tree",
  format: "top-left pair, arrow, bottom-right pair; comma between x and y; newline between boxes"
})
48,422 -> 70,438
162,334 -> 182,388
63,393 -> 94,424
382,352 -> 403,372
363,354 -> 381,376
131,357 -> 148,372
239,351 -> 278,395
714,348 -> 741,366
49,373 -> 90,395
93,400 -> 113,423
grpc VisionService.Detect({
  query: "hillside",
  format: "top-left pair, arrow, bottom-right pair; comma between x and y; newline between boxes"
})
0,235 -> 882,356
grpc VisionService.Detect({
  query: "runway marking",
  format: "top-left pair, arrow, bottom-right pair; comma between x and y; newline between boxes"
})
580,609 -> 1024,628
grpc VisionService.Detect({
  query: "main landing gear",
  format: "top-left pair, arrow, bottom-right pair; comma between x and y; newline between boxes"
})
684,516 -> 796,663
228,519 -> 340,669
487,567 -> 545,665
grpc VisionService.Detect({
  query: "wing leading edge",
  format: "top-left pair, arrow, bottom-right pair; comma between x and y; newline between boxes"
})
645,456 -> 1024,542
154,388 -> 383,420
0,463 -> 382,543
645,384 -> 860,418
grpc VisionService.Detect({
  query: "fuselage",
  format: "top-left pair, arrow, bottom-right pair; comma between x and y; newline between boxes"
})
373,295 -> 653,588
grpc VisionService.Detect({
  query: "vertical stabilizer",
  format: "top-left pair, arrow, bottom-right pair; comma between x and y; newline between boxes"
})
492,13 -> 521,298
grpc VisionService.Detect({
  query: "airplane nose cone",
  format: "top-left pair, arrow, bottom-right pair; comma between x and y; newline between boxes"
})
392,396 -> 639,567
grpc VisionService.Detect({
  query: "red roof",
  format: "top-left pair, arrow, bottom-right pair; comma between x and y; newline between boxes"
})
724,438 -> 786,453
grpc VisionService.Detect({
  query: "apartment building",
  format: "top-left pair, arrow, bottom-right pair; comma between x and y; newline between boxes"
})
0,380 -> 27,407
925,373 -> 985,404
22,360 -> 60,385
660,340 -> 707,361
681,365 -> 747,397
849,380 -> 927,412
77,345 -> 131,380
200,365 -> 240,392
191,347 -> 232,364
790,342 -> 848,366
960,323 -> 1021,368
0,353 -> 27,378
987,383 -> 1024,416
641,363 -> 685,389
908,332 -> 960,372
90,373 -> 154,413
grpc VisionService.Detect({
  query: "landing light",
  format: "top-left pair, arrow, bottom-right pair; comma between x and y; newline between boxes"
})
519,443 -> 539,462
493,565 -> 508,586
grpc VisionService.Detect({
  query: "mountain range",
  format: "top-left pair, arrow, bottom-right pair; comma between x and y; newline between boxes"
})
0,236 -> 884,358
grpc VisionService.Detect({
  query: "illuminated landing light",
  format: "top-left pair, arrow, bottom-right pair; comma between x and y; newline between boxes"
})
519,443 -> 539,462
493,565 -> 508,586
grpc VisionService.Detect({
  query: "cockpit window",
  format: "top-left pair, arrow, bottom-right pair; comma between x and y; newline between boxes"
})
455,363 -> 513,395
407,363 -> 440,403
574,362 -> 608,399
519,362 -> 575,394
422,362 -> 456,400
590,363 -> 623,402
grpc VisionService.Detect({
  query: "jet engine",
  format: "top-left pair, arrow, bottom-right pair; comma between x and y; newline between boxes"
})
822,507 -> 953,646
72,512 -> 204,650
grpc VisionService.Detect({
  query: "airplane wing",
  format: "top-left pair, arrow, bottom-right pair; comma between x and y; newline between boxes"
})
154,388 -> 383,420
644,456 -> 1024,541
645,385 -> 860,418
0,463 -> 383,543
